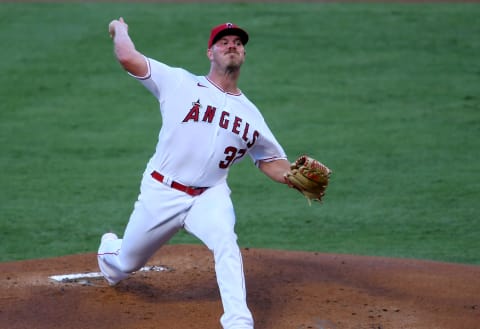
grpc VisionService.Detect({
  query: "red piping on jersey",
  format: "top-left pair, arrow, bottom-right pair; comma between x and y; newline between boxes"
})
205,76 -> 242,96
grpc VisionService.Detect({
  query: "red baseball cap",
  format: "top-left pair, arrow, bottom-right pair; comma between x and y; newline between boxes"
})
208,22 -> 249,48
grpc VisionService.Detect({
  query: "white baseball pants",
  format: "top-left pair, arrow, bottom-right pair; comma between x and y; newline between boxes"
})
97,173 -> 254,329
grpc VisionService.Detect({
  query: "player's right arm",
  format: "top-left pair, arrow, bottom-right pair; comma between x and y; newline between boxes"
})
108,17 -> 148,77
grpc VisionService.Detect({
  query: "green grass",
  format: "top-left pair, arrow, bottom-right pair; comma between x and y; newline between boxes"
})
0,3 -> 479,264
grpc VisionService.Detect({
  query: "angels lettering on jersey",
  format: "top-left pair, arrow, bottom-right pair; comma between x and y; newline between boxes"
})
182,99 -> 259,169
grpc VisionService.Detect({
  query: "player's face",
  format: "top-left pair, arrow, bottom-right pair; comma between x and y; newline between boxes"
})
209,35 -> 246,70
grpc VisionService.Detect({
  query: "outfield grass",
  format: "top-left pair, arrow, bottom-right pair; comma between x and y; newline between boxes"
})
0,3 -> 479,264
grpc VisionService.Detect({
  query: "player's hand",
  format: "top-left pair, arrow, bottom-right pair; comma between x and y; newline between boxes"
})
109,17 -> 128,39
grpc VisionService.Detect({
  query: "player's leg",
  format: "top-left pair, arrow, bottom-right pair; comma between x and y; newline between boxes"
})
98,178 -> 193,285
184,183 -> 254,329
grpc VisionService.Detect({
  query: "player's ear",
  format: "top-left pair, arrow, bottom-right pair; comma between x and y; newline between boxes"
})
207,48 -> 213,60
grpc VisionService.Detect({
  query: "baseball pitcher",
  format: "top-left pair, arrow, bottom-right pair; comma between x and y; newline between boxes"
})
97,18 -> 331,329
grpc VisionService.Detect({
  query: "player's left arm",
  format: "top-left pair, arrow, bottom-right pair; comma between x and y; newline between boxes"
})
258,159 -> 291,184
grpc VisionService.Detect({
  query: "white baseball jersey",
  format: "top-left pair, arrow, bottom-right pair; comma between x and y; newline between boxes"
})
136,57 -> 287,187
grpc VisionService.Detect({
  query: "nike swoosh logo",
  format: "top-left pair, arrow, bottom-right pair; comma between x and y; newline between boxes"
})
197,82 -> 208,88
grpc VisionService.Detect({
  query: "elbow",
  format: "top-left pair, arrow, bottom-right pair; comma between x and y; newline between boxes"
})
114,45 -> 139,67
116,51 -> 135,69
113,47 -> 147,77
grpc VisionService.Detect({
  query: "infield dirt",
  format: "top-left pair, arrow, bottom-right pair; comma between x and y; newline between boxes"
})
1,244 -> 479,329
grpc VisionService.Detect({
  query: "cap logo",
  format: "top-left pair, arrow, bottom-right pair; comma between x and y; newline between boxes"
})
226,23 -> 233,28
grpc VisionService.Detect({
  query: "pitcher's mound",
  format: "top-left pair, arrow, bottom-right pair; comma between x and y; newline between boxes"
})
1,244 -> 479,329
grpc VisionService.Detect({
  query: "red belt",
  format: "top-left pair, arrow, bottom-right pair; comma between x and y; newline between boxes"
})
151,171 -> 208,197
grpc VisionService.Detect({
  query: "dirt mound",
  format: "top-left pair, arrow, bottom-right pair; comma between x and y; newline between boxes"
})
1,244 -> 479,329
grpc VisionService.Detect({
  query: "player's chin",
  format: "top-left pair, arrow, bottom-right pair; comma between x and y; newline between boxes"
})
226,59 -> 244,69
226,63 -> 242,72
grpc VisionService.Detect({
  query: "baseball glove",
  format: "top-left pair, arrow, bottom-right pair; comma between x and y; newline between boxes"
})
285,155 -> 332,204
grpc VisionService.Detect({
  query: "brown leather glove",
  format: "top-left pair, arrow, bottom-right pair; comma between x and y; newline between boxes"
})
285,155 -> 332,204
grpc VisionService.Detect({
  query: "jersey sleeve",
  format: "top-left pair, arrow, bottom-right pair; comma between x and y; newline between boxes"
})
249,120 -> 287,166
129,56 -> 184,101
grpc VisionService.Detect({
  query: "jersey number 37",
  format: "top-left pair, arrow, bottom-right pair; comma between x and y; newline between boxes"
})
219,146 -> 247,169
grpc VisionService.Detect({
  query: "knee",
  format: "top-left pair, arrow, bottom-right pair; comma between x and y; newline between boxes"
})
211,232 -> 238,251
210,234 -> 242,262
117,263 -> 139,274
118,253 -> 147,273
